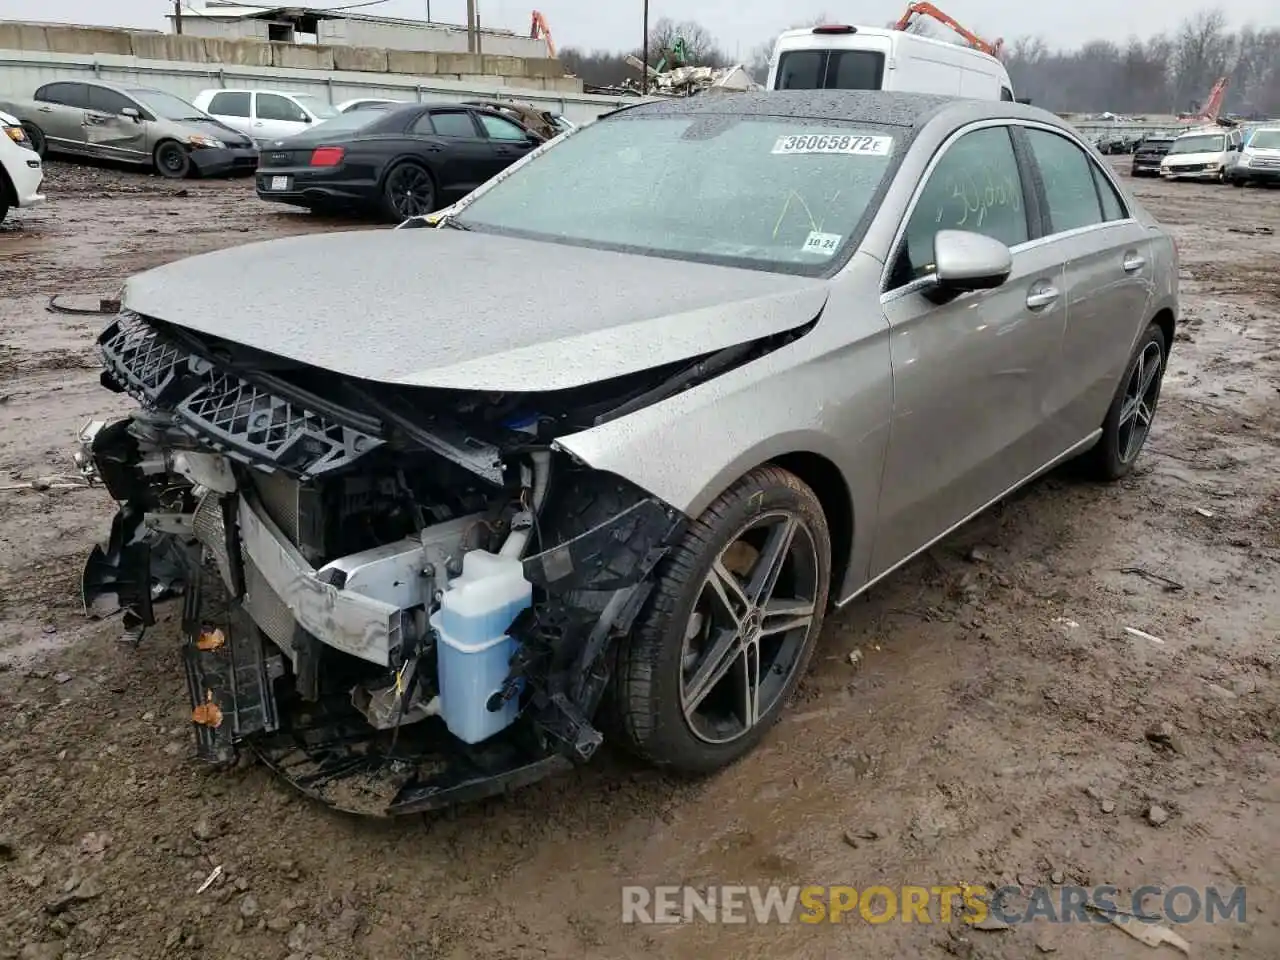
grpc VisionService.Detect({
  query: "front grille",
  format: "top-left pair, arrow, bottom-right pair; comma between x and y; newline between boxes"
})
97,311 -> 383,478
1172,163 -> 1206,172
1253,157 -> 1280,168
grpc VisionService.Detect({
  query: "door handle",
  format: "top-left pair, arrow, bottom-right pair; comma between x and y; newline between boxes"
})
1122,252 -> 1146,272
37,105 -> 53,113
1026,285 -> 1060,309
253,121 -> 263,127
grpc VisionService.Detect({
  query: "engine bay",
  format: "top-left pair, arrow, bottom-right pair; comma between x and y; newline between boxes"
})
78,310 -> 688,815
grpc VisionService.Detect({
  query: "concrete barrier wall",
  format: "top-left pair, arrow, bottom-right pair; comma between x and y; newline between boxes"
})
0,49 -> 653,126
0,21 -> 569,83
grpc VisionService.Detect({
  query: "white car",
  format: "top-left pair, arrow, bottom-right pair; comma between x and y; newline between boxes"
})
0,109 -> 45,224
192,89 -> 339,145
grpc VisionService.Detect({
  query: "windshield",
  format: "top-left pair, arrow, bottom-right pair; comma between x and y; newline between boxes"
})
128,88 -> 207,121
292,94 -> 338,119
1169,134 -> 1224,154
312,109 -> 387,134
455,114 -> 899,275
1249,129 -> 1280,149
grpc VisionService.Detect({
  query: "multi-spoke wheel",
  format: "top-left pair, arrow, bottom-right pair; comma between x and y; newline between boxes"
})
611,466 -> 831,773
1084,322 -> 1168,480
381,161 -> 435,221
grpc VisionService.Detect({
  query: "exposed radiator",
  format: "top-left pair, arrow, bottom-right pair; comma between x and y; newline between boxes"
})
191,492 -> 232,590
242,556 -> 297,655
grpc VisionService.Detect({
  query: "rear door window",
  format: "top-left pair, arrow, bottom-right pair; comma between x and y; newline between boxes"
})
1024,128 -> 1103,234
426,110 -> 481,138
775,50 -> 885,90
208,91 -> 251,118
36,82 -> 91,109
1091,165 -> 1129,222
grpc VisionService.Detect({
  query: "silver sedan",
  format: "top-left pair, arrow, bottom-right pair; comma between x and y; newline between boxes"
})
80,90 -> 1177,811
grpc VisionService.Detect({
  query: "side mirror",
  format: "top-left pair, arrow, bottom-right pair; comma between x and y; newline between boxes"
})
121,106 -> 141,121
926,230 -> 1012,303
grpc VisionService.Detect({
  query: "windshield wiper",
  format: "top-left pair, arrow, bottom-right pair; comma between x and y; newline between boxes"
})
437,216 -> 470,231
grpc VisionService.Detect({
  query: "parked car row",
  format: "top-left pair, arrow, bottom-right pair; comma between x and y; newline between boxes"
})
0,78 -> 575,206
1135,124 -> 1280,186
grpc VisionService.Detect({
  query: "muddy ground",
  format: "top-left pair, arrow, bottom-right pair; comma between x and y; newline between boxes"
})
0,158 -> 1277,960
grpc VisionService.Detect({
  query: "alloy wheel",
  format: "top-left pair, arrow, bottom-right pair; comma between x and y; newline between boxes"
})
386,165 -> 434,218
1117,340 -> 1163,464
679,511 -> 820,745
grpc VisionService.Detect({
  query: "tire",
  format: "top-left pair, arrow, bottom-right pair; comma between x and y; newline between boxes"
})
153,140 -> 191,179
1082,322 -> 1168,481
610,466 -> 832,774
380,161 -> 435,222
21,122 -> 45,158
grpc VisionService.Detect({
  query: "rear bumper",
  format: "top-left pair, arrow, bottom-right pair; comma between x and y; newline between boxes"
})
255,168 -> 375,208
189,146 -> 258,177
4,149 -> 45,206
1131,157 -> 1164,175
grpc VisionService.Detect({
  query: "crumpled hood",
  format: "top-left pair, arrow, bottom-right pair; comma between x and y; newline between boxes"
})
122,229 -> 829,392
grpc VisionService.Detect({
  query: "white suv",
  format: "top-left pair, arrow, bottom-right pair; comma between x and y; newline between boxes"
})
192,89 -> 339,145
1,110 -> 44,224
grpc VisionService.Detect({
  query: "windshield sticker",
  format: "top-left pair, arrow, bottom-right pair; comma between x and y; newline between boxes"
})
772,134 -> 892,156
802,231 -> 842,256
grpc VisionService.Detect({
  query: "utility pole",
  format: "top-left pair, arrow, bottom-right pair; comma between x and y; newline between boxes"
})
173,0 -> 183,34
641,0 -> 649,94
466,0 -> 476,52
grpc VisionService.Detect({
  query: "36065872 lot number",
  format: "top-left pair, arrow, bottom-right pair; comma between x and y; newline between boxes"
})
772,134 -> 892,156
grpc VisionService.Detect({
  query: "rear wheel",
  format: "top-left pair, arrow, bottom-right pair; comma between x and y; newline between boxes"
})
610,466 -> 831,774
1082,323 -> 1167,481
380,162 -> 435,221
154,141 -> 191,179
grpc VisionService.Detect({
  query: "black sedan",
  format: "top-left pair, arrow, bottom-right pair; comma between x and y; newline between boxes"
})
255,102 -> 544,220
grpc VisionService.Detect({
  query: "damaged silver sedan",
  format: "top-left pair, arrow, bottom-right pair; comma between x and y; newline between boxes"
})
76,91 -> 1178,815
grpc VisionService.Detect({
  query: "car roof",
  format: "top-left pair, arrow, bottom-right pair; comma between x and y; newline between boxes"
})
612,90 -> 1065,133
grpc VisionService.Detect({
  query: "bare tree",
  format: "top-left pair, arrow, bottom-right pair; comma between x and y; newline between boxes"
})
646,18 -> 725,67
566,9 -> 1280,116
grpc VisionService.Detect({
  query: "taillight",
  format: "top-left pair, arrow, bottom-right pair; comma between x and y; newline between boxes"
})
812,24 -> 856,34
309,146 -> 344,167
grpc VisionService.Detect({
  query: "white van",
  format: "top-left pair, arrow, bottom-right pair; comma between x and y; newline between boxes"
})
767,24 -> 1015,101
192,89 -> 339,145
1160,126 -> 1242,182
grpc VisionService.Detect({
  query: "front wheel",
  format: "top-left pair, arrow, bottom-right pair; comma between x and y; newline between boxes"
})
380,162 -> 435,221
1082,322 -> 1168,481
154,141 -> 191,179
21,123 -> 46,157
610,466 -> 831,774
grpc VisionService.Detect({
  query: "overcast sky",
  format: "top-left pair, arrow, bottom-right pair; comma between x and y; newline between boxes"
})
0,0 -> 1271,59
